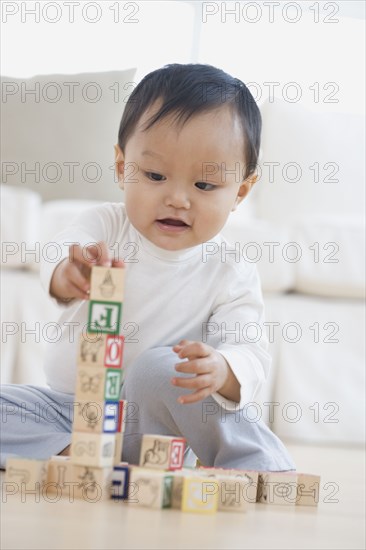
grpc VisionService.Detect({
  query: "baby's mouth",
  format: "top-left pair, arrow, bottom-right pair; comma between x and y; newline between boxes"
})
157,218 -> 189,227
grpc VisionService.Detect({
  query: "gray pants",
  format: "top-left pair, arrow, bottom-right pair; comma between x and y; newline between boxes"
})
0,346 -> 295,471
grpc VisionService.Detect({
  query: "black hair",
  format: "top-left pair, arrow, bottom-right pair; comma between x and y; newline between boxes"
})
118,63 -> 261,179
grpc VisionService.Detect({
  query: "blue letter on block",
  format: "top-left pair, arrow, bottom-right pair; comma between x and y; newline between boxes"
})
111,465 -> 130,499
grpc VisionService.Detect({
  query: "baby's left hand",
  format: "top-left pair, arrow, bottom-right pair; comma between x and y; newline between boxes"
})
171,340 -> 229,404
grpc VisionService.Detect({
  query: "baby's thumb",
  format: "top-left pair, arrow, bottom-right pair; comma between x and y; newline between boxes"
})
95,241 -> 112,266
112,259 -> 125,268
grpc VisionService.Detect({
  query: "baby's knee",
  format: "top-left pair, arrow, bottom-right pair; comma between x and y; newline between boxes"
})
121,346 -> 178,400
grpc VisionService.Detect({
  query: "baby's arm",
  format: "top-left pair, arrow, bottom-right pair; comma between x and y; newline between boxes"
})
50,241 -> 124,302
171,262 -> 271,409
40,203 -> 127,305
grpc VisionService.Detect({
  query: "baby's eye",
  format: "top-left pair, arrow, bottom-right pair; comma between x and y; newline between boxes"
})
145,172 -> 166,182
195,182 -> 216,191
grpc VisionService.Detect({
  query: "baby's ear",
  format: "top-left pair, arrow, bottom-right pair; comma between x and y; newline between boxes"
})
232,174 -> 258,211
114,144 -> 125,189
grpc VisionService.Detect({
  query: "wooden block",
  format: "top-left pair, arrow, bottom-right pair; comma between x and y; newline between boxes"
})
296,473 -> 321,506
4,457 -> 48,489
111,462 -> 129,499
181,476 -> 219,514
257,472 -> 299,506
73,401 -> 119,433
103,335 -> 124,368
215,475 -> 248,513
128,466 -> 173,509
198,466 -> 258,505
139,435 -> 186,471
225,469 -> 259,505
197,467 -> 255,510
70,432 -> 116,467
46,456 -> 112,501
75,367 -> 122,402
113,433 -> 124,465
87,300 -> 122,335
169,469 -> 200,509
77,333 -> 124,369
170,471 -> 185,509
90,266 -> 124,302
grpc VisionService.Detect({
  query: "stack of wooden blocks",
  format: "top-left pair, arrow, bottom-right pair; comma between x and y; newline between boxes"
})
4,266 -> 127,502
71,266 -> 126,465
49,265 -> 127,500
3,265 -> 321,511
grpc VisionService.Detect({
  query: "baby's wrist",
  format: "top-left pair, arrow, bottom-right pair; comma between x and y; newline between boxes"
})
216,355 -> 240,402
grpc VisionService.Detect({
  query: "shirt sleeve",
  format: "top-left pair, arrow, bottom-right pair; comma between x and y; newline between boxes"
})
40,202 -> 123,307
206,260 -> 271,411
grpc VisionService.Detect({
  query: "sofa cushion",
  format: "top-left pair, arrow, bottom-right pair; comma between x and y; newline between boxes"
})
0,184 -> 41,268
1,269 -> 61,385
293,216 -> 365,298
267,293 -> 365,445
257,99 -> 365,222
1,68 -> 136,203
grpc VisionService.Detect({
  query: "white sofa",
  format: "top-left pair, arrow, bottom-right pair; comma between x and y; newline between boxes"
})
1,69 -> 365,446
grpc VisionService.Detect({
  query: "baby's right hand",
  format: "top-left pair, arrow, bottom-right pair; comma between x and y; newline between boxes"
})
50,241 -> 124,302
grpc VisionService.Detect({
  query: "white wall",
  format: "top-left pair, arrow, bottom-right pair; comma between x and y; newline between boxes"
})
1,1 -> 196,80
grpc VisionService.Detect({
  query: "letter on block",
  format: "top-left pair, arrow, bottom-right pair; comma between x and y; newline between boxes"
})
181,476 -> 219,514
128,466 -> 173,508
77,333 -> 124,369
70,432 -> 116,468
73,401 -> 119,433
90,266 -> 124,302
257,472 -> 299,506
111,462 -> 129,499
4,457 -> 48,489
47,456 -> 112,501
139,435 -> 186,471
296,473 -> 321,506
170,467 -> 219,509
87,301 -> 122,335
75,367 -> 122,402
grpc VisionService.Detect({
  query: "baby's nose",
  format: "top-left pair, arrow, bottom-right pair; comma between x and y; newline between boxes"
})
164,186 -> 191,209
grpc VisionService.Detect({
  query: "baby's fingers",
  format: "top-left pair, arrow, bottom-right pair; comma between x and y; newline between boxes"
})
70,264 -> 91,297
69,242 -> 110,268
175,358 -> 211,375
112,259 -> 125,268
171,374 -> 211,391
89,241 -> 112,266
177,387 -> 213,405
64,279 -> 90,301
171,372 -> 215,404
63,262 -> 91,300
69,244 -> 96,268
173,340 -> 212,361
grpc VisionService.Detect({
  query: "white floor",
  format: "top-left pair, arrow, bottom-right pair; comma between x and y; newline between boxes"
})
1,442 -> 365,550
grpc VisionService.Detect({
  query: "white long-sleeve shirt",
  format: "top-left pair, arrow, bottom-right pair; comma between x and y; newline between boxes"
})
40,202 -> 271,410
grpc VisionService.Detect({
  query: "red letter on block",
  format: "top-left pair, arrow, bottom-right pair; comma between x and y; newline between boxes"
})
169,439 -> 186,470
104,335 -> 124,368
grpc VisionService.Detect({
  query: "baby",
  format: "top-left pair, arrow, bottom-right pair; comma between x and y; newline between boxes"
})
0,64 -> 295,471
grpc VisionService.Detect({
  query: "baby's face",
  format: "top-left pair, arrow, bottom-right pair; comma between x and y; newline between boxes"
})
116,104 -> 252,250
